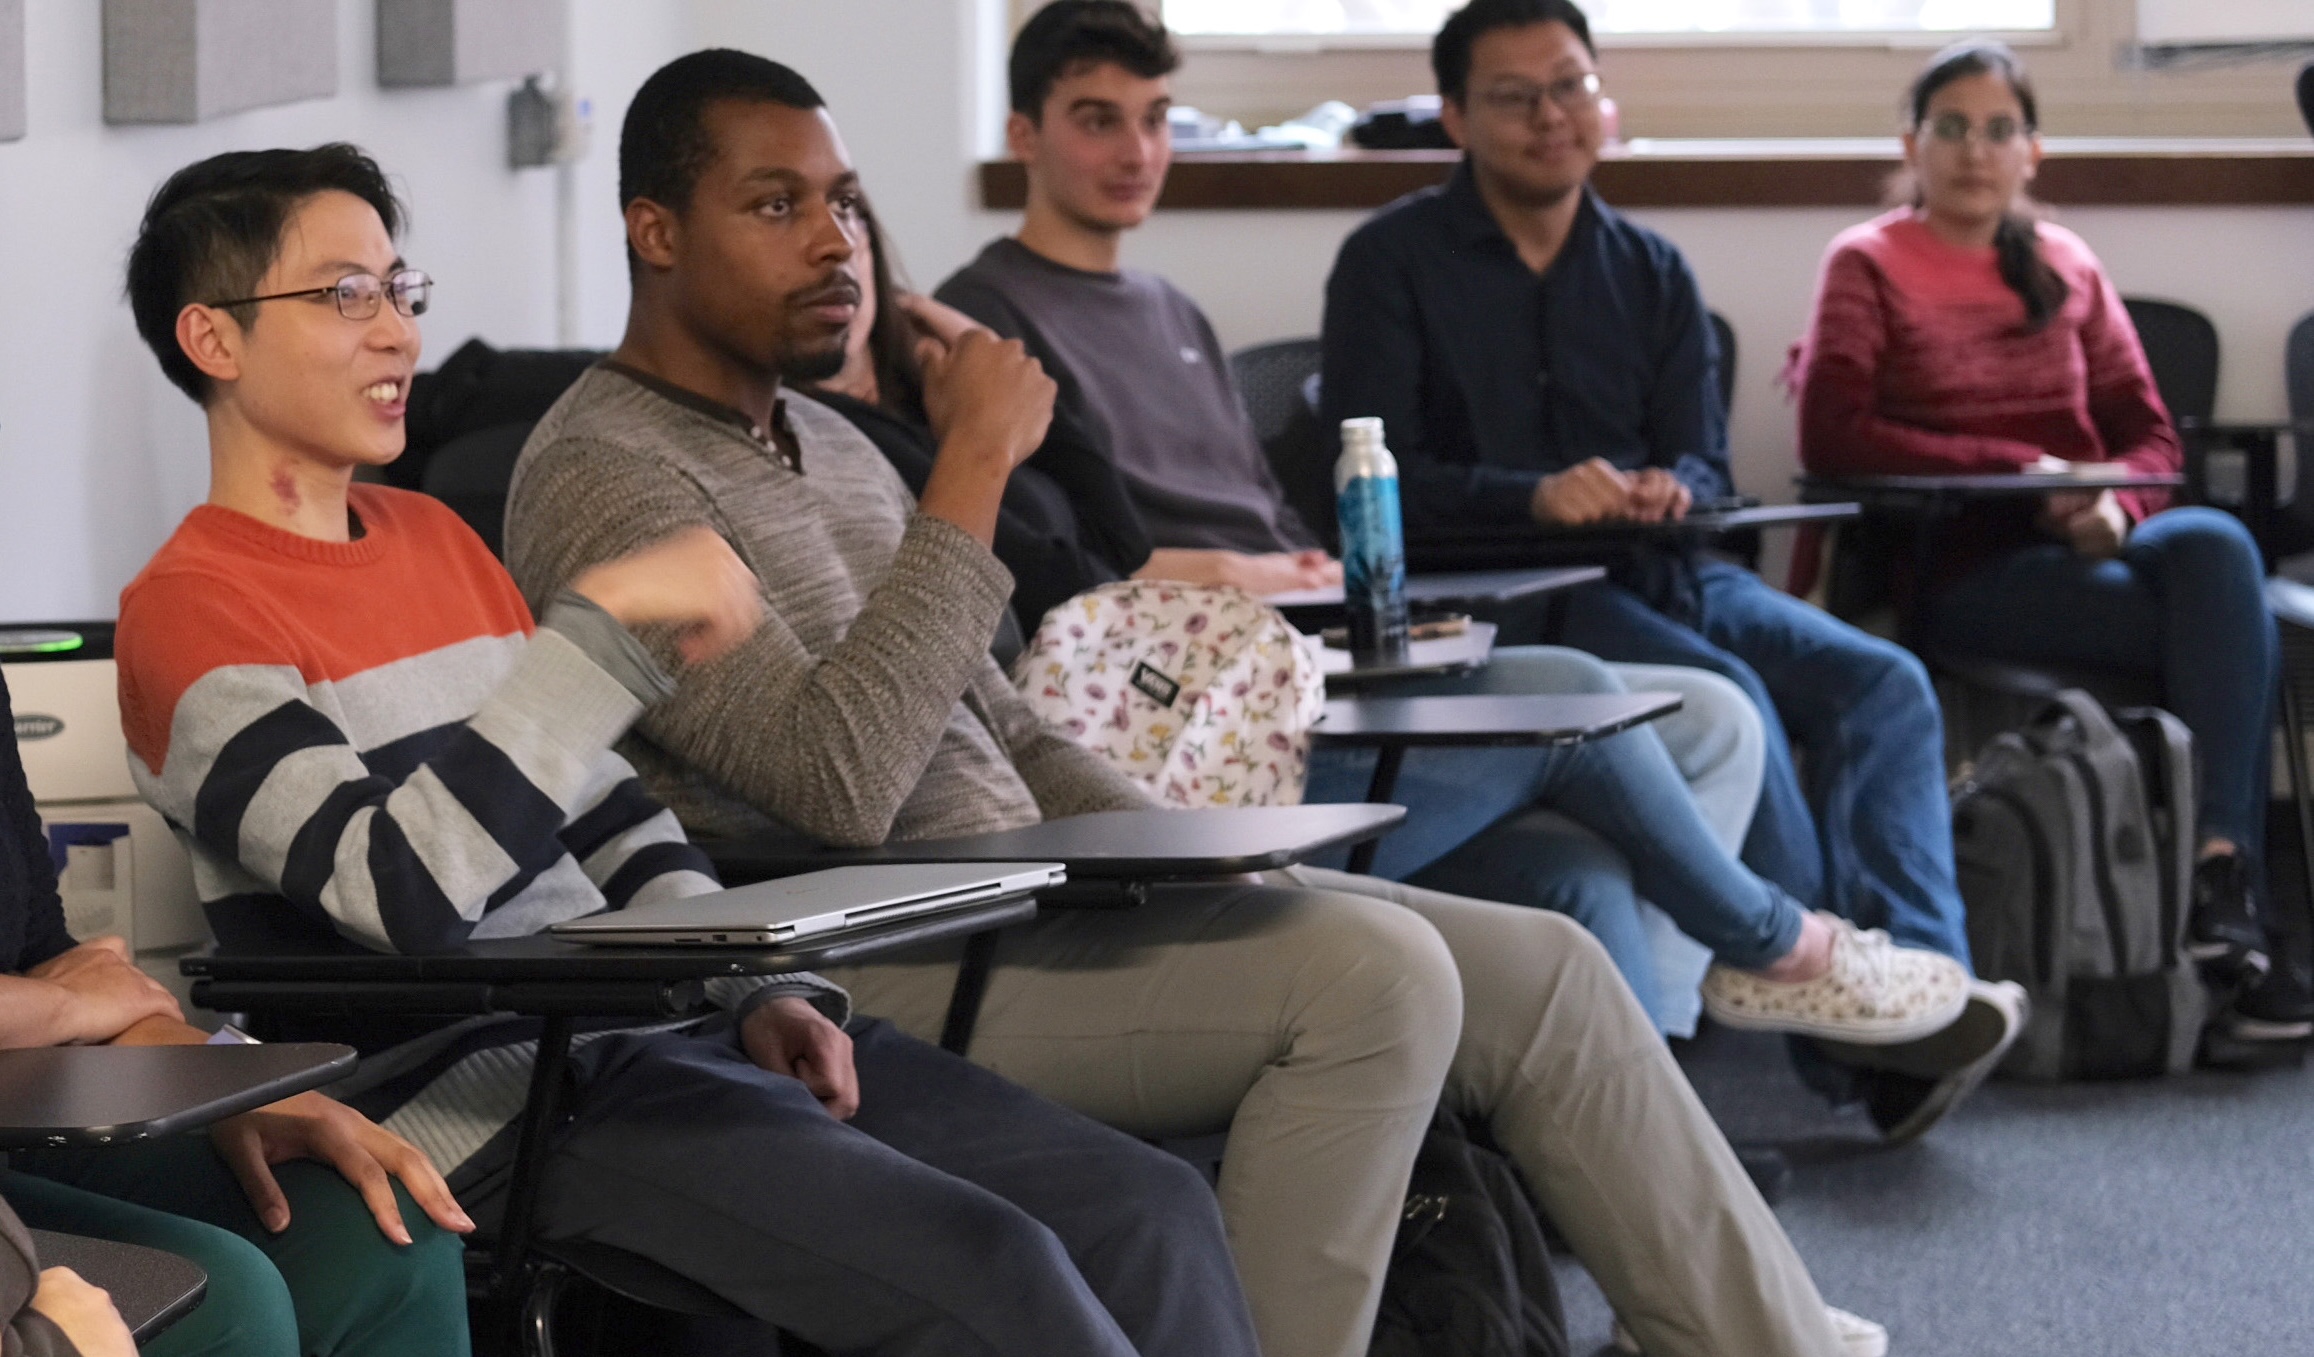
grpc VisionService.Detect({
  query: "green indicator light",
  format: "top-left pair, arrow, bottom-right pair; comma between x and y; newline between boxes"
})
0,630 -> 87,656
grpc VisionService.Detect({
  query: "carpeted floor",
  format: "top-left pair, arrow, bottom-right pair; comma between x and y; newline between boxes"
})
1549,1022 -> 2314,1356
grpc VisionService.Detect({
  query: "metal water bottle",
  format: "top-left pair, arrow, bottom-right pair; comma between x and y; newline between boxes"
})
1334,416 -> 1410,664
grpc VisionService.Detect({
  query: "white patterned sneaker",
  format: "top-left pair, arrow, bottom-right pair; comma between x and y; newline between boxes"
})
1701,912 -> 1969,1045
1612,1304 -> 1887,1356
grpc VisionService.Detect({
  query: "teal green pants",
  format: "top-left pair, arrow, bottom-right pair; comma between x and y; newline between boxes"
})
3,1136 -> 467,1356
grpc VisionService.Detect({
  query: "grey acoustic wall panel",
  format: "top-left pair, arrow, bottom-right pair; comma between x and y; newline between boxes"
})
378,0 -> 563,88
0,0 -> 24,142
104,0 -> 337,125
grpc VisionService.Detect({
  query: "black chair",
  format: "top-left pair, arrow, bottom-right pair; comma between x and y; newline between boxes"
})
1230,337 -> 1322,452
423,424 -> 533,560
1708,309 -> 1737,425
2124,296 -> 2220,427
2115,295 -> 2301,555
406,341 -> 604,560
1704,311 -> 1761,568
1229,337 -> 1336,550
2296,61 -> 2314,138
2287,312 -> 2314,423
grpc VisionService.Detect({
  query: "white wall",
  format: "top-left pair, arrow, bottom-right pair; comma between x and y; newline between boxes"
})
692,0 -> 1013,289
0,0 -> 697,623
5,0 -> 2311,623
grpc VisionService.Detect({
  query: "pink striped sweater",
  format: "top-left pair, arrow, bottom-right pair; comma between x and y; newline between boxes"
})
1789,209 -> 2180,588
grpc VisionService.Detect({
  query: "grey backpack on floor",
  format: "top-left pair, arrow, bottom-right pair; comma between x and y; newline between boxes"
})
1952,689 -> 2205,1079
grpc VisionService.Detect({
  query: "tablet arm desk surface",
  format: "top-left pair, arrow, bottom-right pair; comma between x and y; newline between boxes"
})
33,1230 -> 209,1343
182,893 -> 1040,1315
0,1044 -> 359,1344
0,1043 -> 355,1150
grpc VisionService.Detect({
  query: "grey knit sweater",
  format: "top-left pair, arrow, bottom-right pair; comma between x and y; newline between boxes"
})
505,365 -> 1151,846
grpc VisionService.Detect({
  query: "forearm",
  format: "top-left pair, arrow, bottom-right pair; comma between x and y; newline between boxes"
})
647,517 -> 1018,846
1136,549 -> 1242,588
976,667 -> 1158,817
110,1014 -> 209,1047
0,977 -> 96,1050
1018,739 -> 1158,818
916,433 -> 1015,548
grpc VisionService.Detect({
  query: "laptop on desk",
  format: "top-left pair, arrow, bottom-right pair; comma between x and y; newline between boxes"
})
701,805 -> 1409,885
550,862 -> 1065,947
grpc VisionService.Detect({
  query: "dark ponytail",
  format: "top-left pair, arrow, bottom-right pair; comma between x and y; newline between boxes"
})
1991,213 -> 2067,331
1902,41 -> 2069,332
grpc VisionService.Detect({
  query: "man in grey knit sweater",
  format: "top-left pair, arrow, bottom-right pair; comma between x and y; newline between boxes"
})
508,51 -> 1861,1357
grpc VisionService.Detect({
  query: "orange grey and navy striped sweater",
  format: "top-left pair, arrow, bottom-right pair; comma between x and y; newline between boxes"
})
116,485 -> 843,1176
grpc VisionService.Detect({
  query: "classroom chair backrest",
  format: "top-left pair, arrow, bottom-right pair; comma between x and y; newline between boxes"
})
2287,311 -> 2314,423
2122,296 -> 2219,427
1708,309 -> 1737,426
1230,337 -> 1323,449
402,339 -> 603,559
1229,337 -> 1338,552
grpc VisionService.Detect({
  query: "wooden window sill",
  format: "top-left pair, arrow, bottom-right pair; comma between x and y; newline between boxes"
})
978,138 -> 2314,210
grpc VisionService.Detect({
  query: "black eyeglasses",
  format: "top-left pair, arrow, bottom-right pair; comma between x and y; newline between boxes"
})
207,269 -> 433,320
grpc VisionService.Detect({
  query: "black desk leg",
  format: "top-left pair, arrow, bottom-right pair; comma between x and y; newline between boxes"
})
939,930 -> 1001,1056
1346,747 -> 1408,876
496,1013 -> 575,1296
2281,680 -> 2314,956
1899,502 -> 1943,653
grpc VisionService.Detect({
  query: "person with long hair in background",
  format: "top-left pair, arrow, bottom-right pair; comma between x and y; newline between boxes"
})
1791,41 -> 2303,1043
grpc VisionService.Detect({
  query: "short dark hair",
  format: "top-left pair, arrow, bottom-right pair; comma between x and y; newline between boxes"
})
1009,1 -> 1179,121
1432,0 -> 1596,104
619,49 -> 825,264
125,144 -> 404,404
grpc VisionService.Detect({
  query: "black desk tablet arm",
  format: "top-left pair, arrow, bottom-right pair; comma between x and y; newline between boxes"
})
184,898 -> 1038,1348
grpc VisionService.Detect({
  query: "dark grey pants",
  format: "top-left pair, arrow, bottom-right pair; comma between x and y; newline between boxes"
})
535,1017 -> 1258,1357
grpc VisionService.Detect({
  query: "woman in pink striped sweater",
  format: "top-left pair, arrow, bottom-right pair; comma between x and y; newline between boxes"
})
1791,41 -> 2300,1041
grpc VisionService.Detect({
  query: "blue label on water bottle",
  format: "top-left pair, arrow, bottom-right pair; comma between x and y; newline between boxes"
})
1337,476 -> 1409,658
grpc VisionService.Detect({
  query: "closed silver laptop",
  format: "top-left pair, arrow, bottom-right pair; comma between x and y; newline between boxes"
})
549,862 -> 1066,947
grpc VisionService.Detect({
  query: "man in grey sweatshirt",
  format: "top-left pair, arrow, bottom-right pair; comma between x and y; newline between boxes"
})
506,49 -> 1859,1357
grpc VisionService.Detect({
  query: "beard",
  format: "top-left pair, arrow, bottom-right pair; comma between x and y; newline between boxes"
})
777,330 -> 849,383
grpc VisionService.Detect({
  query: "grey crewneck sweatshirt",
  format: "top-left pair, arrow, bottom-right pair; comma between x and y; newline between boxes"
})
504,366 -> 1152,847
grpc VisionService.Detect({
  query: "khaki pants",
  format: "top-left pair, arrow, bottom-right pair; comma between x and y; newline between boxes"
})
827,871 -> 1840,1357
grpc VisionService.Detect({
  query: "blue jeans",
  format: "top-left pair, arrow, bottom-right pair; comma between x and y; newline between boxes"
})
1304,646 -> 1806,1029
1555,561 -> 1973,970
1923,506 -> 2277,850
533,1017 -> 1257,1357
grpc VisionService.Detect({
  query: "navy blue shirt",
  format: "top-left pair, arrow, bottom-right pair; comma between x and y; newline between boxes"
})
1319,162 -> 1731,541
1,673 -> 82,976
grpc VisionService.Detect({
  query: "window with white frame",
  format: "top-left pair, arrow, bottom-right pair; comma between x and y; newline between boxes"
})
1160,0 -> 2057,37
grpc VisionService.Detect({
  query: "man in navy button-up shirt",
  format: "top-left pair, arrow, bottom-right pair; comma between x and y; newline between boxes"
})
1323,0 -> 2002,1139
1322,162 -> 1729,540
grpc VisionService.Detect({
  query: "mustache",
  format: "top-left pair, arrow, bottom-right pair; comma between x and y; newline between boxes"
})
788,273 -> 862,310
